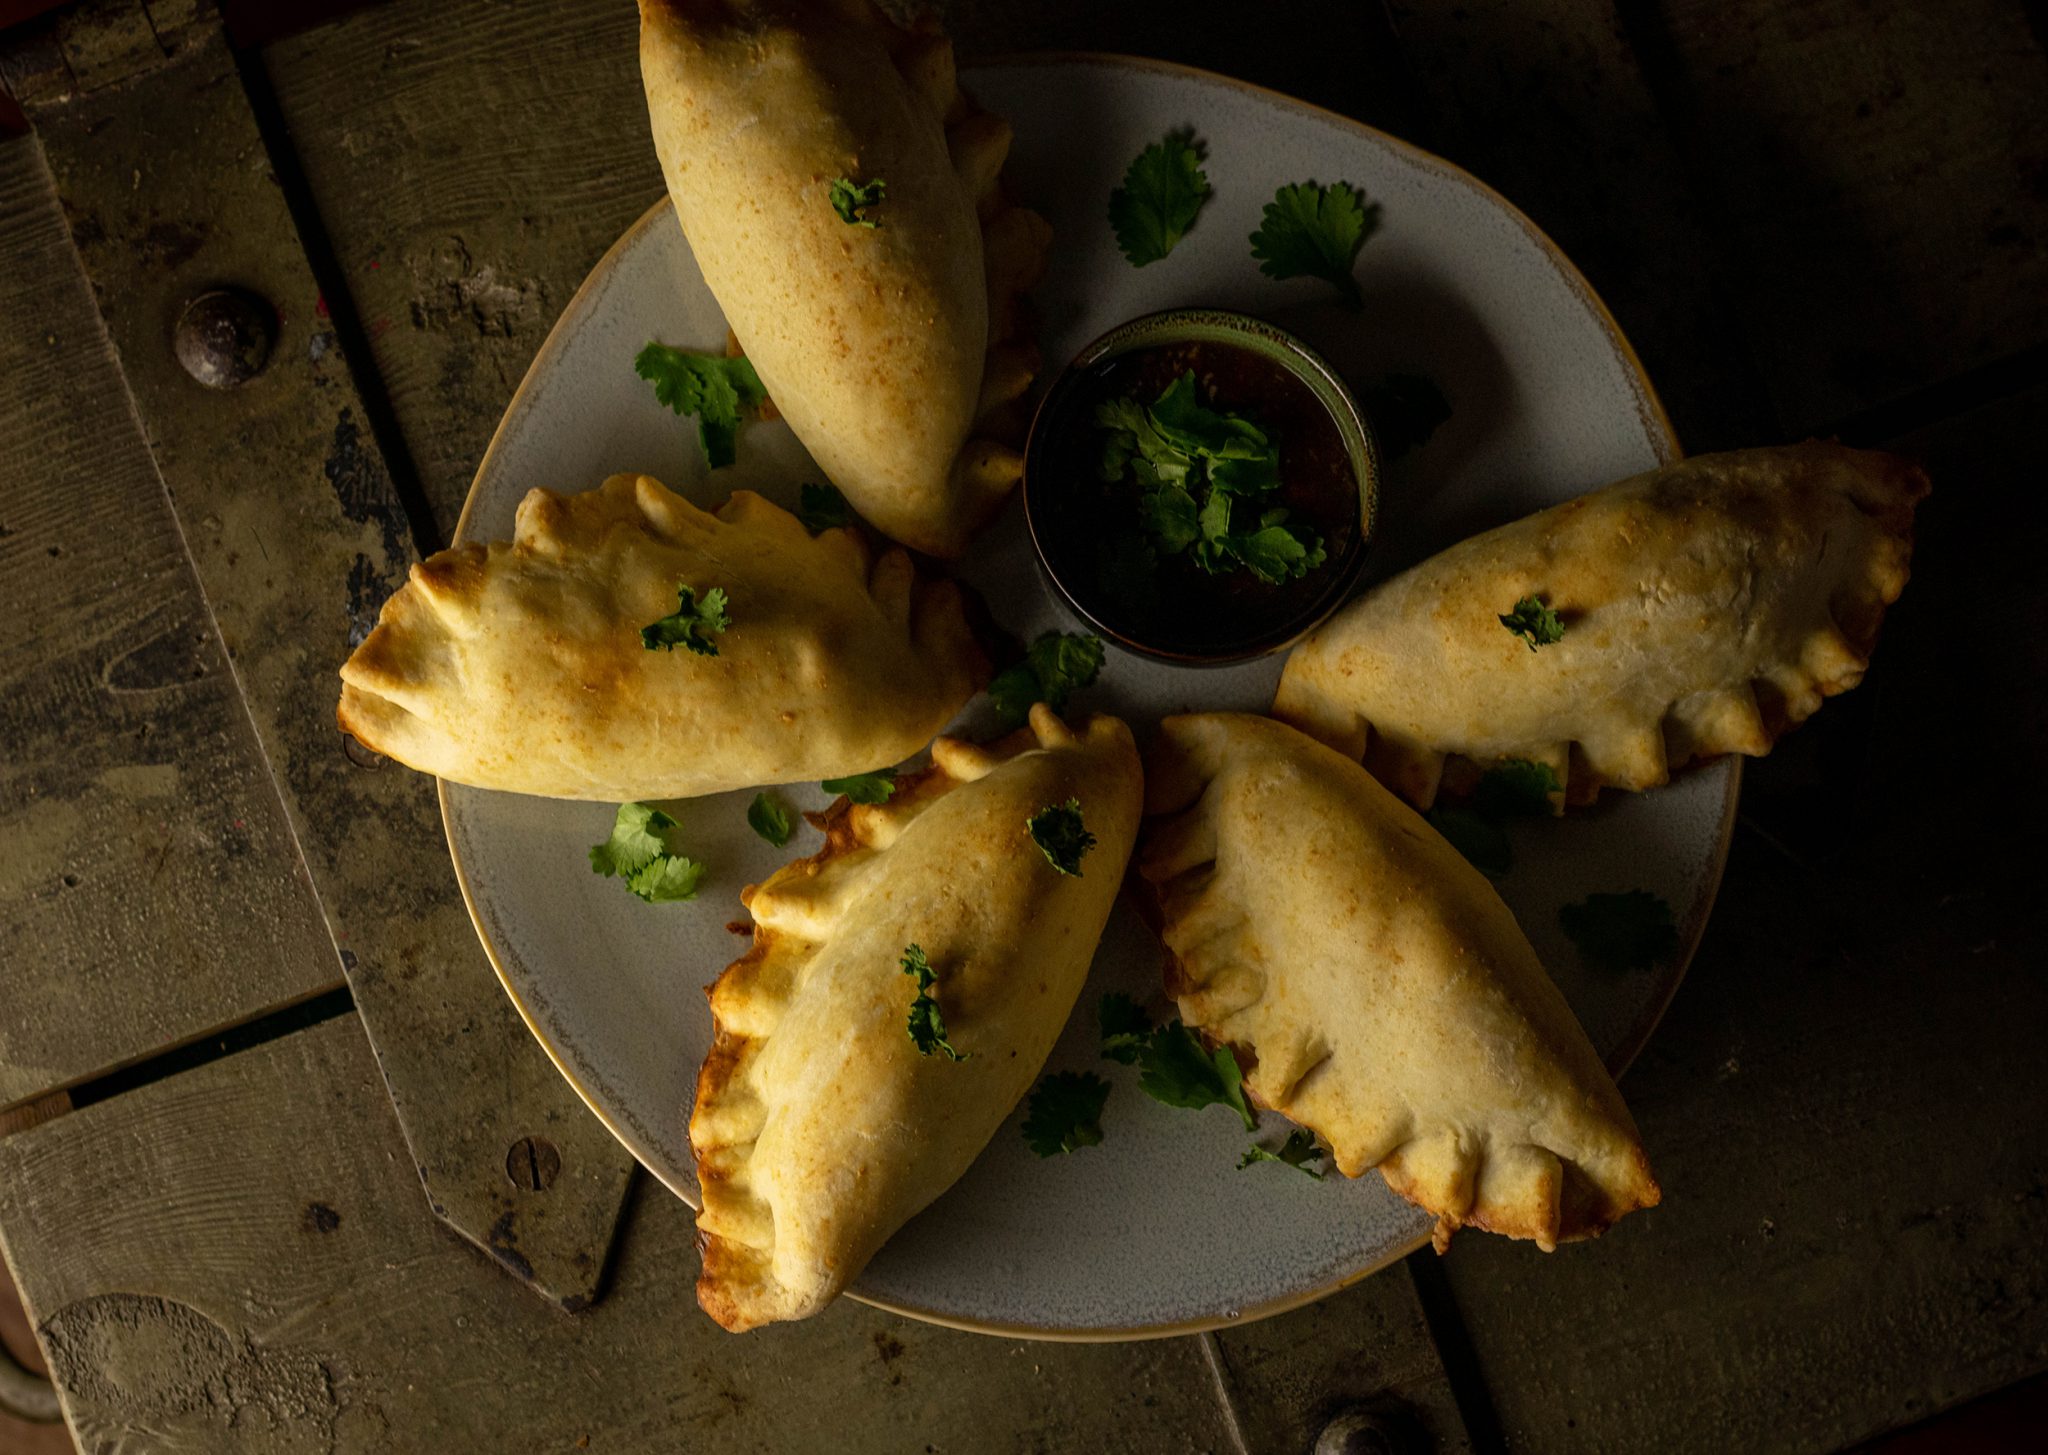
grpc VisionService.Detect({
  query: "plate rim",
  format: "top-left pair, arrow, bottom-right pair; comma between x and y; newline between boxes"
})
437,50 -> 1735,1342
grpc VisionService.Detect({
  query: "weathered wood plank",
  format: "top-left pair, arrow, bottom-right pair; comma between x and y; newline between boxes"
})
14,19 -> 638,1307
0,1016 -> 1245,1453
1637,0 -> 2048,434
0,132 -> 338,1108
1439,383 -> 2048,1452
1379,0 -> 1781,452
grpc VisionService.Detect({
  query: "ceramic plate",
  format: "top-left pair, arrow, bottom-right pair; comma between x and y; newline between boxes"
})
443,55 -> 1734,1339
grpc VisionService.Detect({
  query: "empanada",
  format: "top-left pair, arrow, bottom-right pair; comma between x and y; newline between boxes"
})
337,473 -> 986,799
694,706 -> 1141,1330
1139,713 -> 1659,1251
640,0 -> 1051,557
1273,443 -> 1927,807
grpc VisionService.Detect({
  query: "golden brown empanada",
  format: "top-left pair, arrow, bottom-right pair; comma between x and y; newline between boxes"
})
1274,443 -> 1928,808
1139,712 -> 1659,1251
337,473 -> 986,798
694,707 -> 1141,1330
639,0 -> 1051,557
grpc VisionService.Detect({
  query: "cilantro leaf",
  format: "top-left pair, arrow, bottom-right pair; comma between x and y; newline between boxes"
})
590,803 -> 706,903
634,343 -> 766,468
1021,1071 -> 1111,1156
1223,524 -> 1326,585
829,176 -> 885,227
1471,758 -> 1562,818
797,482 -> 853,533
902,944 -> 967,1060
1108,130 -> 1211,267
1026,799 -> 1096,876
1249,181 -> 1380,307
1426,804 -> 1512,878
1238,1128 -> 1327,1178
1140,484 -> 1201,553
641,583 -> 730,655
822,769 -> 897,805
1148,373 -> 1270,459
588,802 -> 677,879
986,631 -> 1107,729
1137,1020 -> 1256,1131
1098,992 -> 1154,1065
1560,890 -> 1679,974
1500,596 -> 1565,650
626,854 -> 707,903
1359,372 -> 1451,462
747,792 -> 796,847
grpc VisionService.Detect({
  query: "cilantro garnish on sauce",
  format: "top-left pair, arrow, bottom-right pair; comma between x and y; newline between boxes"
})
1026,799 -> 1095,877
746,792 -> 796,847
829,176 -> 886,227
1249,181 -> 1381,307
1097,371 -> 1326,587
1238,1128 -> 1327,1179
1021,1071 -> 1112,1156
1108,130 -> 1212,267
821,768 -> 897,805
1560,890 -> 1678,974
634,343 -> 767,469
641,583 -> 730,655
1499,595 -> 1564,650
901,943 -> 967,1060
796,481 -> 854,533
588,803 -> 707,904
986,631 -> 1106,729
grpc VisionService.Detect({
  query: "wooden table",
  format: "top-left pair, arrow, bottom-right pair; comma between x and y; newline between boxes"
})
1,1 -> 2043,1450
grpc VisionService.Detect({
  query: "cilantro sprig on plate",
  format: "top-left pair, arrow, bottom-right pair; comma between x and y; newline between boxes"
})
1097,371 -> 1326,587
796,482 -> 854,533
1250,180 -> 1381,307
588,802 -> 707,904
634,343 -> 767,469
1108,130 -> 1212,267
1021,1071 -> 1112,1156
1238,1128 -> 1328,1179
1426,757 -> 1562,878
746,792 -> 796,847
986,631 -> 1106,729
822,768 -> 897,805
1560,890 -> 1678,974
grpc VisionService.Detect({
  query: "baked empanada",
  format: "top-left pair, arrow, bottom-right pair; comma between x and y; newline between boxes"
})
1273,443 -> 1928,807
1139,712 -> 1659,1251
337,473 -> 986,799
640,0 -> 1051,557
693,706 -> 1141,1330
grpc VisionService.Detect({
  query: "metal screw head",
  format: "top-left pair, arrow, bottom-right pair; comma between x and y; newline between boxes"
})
1313,1402 -> 1427,1455
173,287 -> 274,388
506,1136 -> 562,1192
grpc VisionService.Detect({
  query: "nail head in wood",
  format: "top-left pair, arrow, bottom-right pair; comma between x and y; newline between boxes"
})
172,287 -> 274,389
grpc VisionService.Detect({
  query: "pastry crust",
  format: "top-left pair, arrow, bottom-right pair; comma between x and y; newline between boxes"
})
1273,443 -> 1928,808
639,0 -> 1051,557
1138,713 -> 1659,1251
693,706 -> 1143,1331
336,473 -> 986,798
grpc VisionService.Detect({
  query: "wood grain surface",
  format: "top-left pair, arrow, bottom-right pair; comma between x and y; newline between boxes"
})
0,131 -> 338,1110
17,24 -> 639,1308
0,0 -> 2044,1450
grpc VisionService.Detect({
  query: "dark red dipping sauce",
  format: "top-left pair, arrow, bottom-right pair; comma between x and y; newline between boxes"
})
1030,338 -> 1363,659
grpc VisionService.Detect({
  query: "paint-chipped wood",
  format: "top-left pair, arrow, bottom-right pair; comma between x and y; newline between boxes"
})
0,1016 -> 1245,1453
0,133 -> 339,1109
11,26 -> 637,1308
1440,384 -> 2048,1451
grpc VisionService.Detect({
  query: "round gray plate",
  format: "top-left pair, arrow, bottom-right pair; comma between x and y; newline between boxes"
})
442,55 -> 1734,1340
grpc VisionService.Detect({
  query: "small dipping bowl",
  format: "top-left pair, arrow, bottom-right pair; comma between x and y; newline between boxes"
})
1022,309 -> 1380,664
